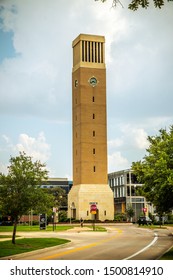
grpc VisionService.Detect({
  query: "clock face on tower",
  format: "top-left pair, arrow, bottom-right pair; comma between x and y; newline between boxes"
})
89,76 -> 97,87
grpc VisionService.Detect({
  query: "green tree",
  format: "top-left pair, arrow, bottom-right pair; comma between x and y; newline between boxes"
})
47,187 -> 67,208
47,187 -> 68,222
0,152 -> 53,244
132,126 -> 173,216
126,205 -> 135,221
95,0 -> 171,10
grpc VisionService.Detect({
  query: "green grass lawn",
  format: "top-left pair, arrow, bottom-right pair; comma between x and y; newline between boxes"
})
0,225 -> 74,232
137,224 -> 173,229
88,225 -> 107,231
159,247 -> 173,260
0,238 -> 70,258
0,224 -> 106,232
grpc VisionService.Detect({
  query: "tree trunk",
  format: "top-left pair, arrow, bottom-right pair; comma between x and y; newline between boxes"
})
12,219 -> 17,244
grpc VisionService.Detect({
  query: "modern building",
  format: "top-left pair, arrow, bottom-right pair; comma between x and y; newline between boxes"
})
41,178 -> 73,193
108,169 -> 154,221
68,34 -> 114,221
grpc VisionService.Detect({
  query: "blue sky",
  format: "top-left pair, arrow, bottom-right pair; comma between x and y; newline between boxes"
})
0,0 -> 173,179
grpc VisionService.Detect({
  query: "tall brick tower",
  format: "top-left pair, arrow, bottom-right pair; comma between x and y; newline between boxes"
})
68,34 -> 114,221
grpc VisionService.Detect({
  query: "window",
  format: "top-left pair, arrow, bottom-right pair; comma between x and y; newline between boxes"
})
93,166 -> 96,172
92,96 -> 95,102
81,40 -> 104,63
93,131 -> 95,137
93,113 -> 95,119
93,148 -> 95,154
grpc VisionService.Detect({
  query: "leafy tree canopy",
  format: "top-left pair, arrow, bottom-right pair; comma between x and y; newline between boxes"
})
0,152 -> 54,243
47,187 -> 67,208
95,0 -> 171,10
132,126 -> 173,214
126,205 -> 135,219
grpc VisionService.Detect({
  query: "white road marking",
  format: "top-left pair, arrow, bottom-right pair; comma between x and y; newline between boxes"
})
123,233 -> 158,260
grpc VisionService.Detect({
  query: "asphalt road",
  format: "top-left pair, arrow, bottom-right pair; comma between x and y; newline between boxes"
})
1,224 -> 173,260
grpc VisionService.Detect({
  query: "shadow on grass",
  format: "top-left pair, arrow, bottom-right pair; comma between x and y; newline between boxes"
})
0,238 -> 70,258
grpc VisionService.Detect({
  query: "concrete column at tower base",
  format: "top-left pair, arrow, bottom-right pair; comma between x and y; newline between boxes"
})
68,184 -> 114,221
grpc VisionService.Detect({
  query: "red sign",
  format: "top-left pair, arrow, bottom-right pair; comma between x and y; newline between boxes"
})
90,204 -> 97,212
143,207 -> 147,213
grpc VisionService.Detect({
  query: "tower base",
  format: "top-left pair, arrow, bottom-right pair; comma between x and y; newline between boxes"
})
68,184 -> 114,221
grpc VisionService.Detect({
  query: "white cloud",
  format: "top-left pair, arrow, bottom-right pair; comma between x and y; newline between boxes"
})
2,134 -> 10,144
16,132 -> 51,162
0,0 -> 173,178
108,124 -> 149,172
0,132 -> 51,174
120,124 -> 149,150
108,138 -> 123,149
0,0 -> 129,119
133,128 -> 149,149
0,162 -> 8,175
108,151 -> 129,173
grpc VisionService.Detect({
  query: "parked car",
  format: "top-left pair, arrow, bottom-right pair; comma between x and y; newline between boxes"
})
138,216 -> 152,226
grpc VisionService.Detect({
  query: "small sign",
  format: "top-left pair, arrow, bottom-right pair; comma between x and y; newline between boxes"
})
91,211 -> 97,215
90,204 -> 97,212
89,202 -> 98,205
39,213 -> 47,230
143,207 -> 147,213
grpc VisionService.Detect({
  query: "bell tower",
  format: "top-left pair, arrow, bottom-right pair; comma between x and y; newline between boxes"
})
68,34 -> 114,221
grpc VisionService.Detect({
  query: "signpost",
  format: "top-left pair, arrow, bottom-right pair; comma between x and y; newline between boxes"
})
52,207 -> 57,231
39,213 -> 47,230
142,207 -> 147,216
90,204 -> 97,231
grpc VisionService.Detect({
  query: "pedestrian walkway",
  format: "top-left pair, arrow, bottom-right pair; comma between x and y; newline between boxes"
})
67,226 -> 92,232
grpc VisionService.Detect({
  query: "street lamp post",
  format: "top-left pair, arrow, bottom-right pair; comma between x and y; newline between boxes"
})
134,185 -> 137,222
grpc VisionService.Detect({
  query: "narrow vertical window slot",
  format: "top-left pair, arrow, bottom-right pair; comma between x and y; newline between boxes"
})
90,40 -> 92,63
98,42 -> 100,63
95,42 -> 97,63
93,42 -> 95,62
82,41 -> 84,62
101,43 -> 103,63
88,41 -> 90,62
92,42 -> 94,62
85,41 -> 87,62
